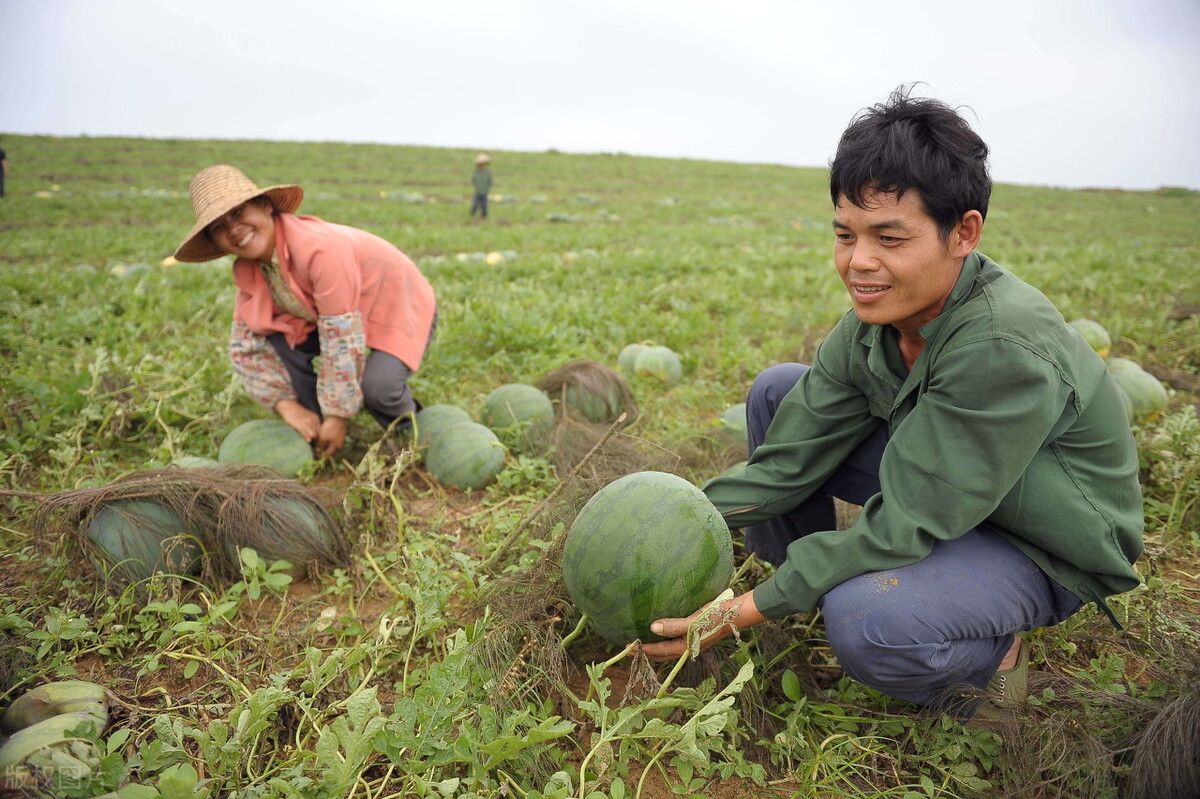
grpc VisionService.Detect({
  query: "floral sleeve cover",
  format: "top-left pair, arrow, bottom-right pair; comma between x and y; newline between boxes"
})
316,310 -> 366,418
228,319 -> 295,410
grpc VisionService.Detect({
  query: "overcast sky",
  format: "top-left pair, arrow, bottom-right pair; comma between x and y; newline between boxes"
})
4,0 -> 1199,191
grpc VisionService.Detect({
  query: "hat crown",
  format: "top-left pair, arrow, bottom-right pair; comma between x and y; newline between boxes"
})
188,164 -> 262,222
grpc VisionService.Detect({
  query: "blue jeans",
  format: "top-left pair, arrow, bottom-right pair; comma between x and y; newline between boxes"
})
470,192 -> 488,218
745,363 -> 1082,708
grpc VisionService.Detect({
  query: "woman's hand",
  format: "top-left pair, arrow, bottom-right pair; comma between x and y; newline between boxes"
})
640,590 -> 767,661
315,416 -> 348,458
275,399 -> 321,443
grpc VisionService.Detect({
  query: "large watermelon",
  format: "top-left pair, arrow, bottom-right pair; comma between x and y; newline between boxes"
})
1109,363 -> 1168,424
633,346 -> 683,386
245,496 -> 340,565
564,382 -> 625,424
413,404 -> 472,448
717,403 -> 748,447
537,360 -> 637,427
563,471 -> 734,645
218,419 -> 313,477
617,343 -> 647,374
1106,357 -> 1142,376
1068,319 -> 1112,359
425,422 -> 506,490
86,499 -> 201,583
481,384 -> 554,454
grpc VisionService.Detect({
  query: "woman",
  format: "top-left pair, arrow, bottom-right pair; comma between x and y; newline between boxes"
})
174,164 -> 437,457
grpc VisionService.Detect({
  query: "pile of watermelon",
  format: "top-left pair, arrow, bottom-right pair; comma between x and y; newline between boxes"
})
1069,318 -> 1170,425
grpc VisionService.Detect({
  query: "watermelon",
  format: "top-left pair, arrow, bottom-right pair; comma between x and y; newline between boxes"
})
717,403 -> 748,446
481,384 -> 554,454
1106,357 -> 1142,376
563,471 -> 734,645
247,497 -> 339,565
565,382 -> 625,424
171,455 -> 219,469
425,422 -> 506,490
86,500 -> 201,583
617,343 -> 647,374
218,419 -> 313,477
633,346 -> 683,385
1068,319 -> 1112,359
413,404 -> 472,448
1109,363 -> 1168,424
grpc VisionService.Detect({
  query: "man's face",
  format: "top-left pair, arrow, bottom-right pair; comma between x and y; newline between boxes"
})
833,189 -> 970,334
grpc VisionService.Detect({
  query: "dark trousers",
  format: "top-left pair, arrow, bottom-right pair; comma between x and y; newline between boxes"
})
267,331 -> 421,430
470,192 -> 488,218
744,363 -> 1082,708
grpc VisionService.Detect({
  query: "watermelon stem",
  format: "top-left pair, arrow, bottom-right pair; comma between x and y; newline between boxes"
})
559,613 -> 590,650
729,552 -> 759,585
656,589 -> 737,700
656,646 -> 692,700
597,642 -> 637,673
479,412 -> 628,572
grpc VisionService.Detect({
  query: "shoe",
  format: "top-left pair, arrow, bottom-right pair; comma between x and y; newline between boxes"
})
972,635 -> 1029,721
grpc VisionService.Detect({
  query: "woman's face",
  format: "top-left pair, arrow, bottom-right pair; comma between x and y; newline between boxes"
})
207,199 -> 276,261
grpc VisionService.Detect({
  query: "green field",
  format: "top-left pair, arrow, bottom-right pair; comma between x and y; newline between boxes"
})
1,133 -> 1198,798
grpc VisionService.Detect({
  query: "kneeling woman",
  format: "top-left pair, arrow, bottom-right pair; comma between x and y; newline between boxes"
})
174,165 -> 436,457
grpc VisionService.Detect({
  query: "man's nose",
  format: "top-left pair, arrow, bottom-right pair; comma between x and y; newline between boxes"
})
847,242 -> 879,272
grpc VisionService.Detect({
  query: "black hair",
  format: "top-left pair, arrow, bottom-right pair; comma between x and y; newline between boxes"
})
830,85 -> 991,238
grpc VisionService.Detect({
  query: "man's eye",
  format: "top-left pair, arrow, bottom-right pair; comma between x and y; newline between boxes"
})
880,236 -> 900,244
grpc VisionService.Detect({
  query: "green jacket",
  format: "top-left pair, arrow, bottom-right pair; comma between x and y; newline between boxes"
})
473,167 -> 492,194
704,252 -> 1143,624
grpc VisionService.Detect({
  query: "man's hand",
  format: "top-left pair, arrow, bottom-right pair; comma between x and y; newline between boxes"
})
315,416 -> 348,458
275,399 -> 321,442
640,589 -> 767,661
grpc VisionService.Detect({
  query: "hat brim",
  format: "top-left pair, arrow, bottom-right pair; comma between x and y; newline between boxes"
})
173,184 -> 304,263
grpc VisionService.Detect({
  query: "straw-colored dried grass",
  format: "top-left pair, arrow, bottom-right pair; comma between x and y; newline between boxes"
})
26,465 -> 348,583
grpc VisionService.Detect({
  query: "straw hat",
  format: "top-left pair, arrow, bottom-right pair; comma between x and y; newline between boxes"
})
173,165 -> 304,262
475,153 -> 491,166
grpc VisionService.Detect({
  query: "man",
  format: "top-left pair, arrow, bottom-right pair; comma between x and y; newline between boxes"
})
643,88 -> 1144,717
0,142 -> 7,198
470,153 -> 492,220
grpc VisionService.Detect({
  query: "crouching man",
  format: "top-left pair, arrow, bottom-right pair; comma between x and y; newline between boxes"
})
642,88 -> 1144,718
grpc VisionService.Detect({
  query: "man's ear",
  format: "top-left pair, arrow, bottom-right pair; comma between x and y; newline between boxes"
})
952,210 -> 984,257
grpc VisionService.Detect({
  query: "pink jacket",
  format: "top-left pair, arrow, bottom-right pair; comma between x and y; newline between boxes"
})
231,213 -> 436,370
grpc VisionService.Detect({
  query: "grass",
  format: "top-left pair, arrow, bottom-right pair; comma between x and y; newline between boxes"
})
0,132 -> 1198,798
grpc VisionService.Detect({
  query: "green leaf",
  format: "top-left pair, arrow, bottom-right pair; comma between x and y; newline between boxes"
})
433,778 -> 460,797
157,763 -> 200,799
673,755 -> 694,785
117,786 -> 162,799
106,727 -> 132,754
781,669 -> 802,702
183,659 -> 200,679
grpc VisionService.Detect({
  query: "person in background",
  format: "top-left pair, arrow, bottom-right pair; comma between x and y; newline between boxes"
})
642,87 -> 1143,722
470,153 -> 492,220
0,143 -> 7,198
173,164 -> 437,458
